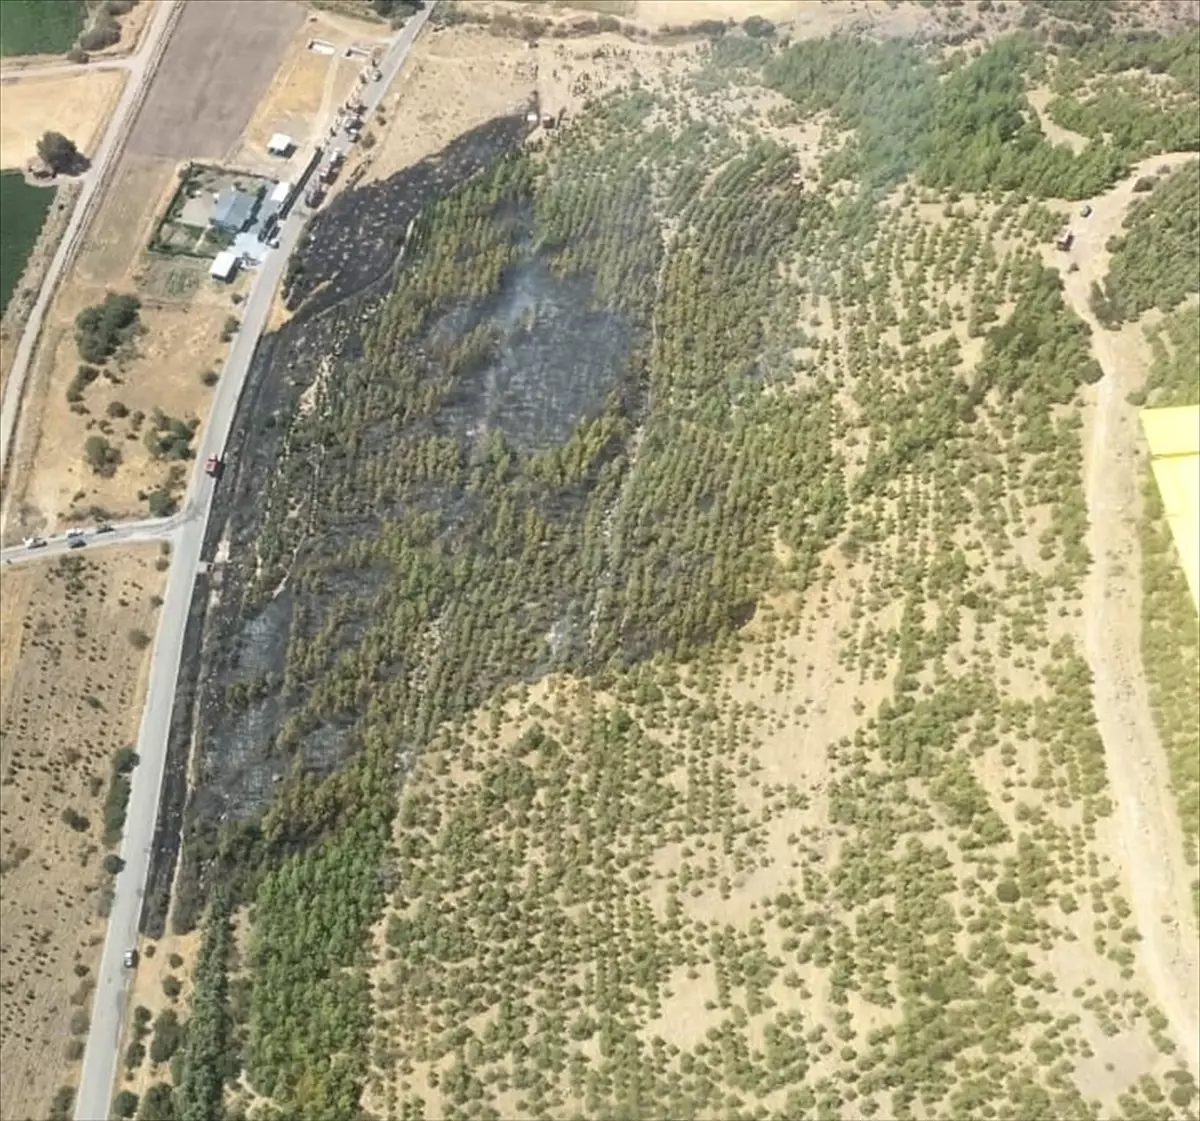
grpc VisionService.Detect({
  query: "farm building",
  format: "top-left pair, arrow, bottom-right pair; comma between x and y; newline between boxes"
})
267,132 -> 295,156
210,250 -> 239,283
1141,405 -> 1200,613
210,187 -> 258,233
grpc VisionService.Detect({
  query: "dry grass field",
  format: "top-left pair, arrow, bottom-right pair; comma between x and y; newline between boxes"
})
0,68 -> 126,170
0,546 -> 166,1121
125,0 -> 306,161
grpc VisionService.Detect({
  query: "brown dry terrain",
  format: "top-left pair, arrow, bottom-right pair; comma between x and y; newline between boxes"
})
0,545 -> 166,1121
125,0 -> 306,160
226,9 -> 383,173
0,68 -> 126,170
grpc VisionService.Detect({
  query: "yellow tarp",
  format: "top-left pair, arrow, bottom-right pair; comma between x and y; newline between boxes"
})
1141,404 -> 1200,614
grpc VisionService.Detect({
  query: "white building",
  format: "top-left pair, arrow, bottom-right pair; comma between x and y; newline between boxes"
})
267,132 -> 295,157
210,250 -> 239,283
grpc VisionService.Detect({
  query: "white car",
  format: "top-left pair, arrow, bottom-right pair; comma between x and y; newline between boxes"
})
23,537 -> 47,549
123,948 -> 138,968
65,528 -> 85,539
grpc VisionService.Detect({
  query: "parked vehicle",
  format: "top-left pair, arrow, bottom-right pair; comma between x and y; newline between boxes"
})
1080,204 -> 1092,217
123,948 -> 138,968
68,538 -> 86,550
23,537 -> 47,549
205,454 -> 224,479
65,528 -> 85,539
95,523 -> 115,534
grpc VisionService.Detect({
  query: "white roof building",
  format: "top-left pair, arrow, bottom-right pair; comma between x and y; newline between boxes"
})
267,133 -> 295,156
210,250 -> 239,282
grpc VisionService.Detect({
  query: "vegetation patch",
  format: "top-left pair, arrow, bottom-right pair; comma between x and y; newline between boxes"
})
0,0 -> 86,56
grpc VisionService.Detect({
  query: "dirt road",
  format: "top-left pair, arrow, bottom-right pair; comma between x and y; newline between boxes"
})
1055,152 -> 1200,1076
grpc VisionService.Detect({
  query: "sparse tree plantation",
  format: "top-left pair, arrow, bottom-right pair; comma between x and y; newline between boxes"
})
161,12 -> 1200,1121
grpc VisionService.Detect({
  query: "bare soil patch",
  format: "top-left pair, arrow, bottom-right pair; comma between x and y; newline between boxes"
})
73,154 -> 178,289
125,0 -> 306,161
0,545 -> 166,1121
0,67 -> 125,170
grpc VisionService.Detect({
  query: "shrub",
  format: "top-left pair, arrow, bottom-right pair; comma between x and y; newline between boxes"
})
124,1039 -> 145,1070
104,771 -> 131,846
996,879 -> 1022,904
70,1010 -> 90,1035
115,747 -> 139,774
200,369 -> 219,387
107,400 -> 129,418
61,807 -> 90,833
128,628 -> 151,650
103,854 -> 126,875
75,292 -> 140,364
168,953 -> 183,968
137,1083 -> 175,1121
64,1038 -> 85,1061
146,489 -> 177,517
149,1009 -> 183,1064
49,1086 -> 75,1121
113,1090 -> 139,1119
67,47 -> 90,64
743,15 -> 776,37
162,974 -> 182,1000
84,435 -> 121,477
37,131 -> 82,174
79,22 -> 121,52
103,0 -> 136,14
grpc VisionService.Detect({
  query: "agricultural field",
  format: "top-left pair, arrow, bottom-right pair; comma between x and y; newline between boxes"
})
0,547 -> 166,1121
12,3 -> 1191,1121
0,171 -> 54,318
0,0 -> 85,57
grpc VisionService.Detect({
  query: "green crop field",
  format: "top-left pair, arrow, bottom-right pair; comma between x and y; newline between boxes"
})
0,172 -> 55,317
0,0 -> 86,57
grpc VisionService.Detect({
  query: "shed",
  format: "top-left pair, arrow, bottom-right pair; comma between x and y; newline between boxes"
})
210,250 -> 239,282
211,187 -> 258,233
267,133 -> 295,156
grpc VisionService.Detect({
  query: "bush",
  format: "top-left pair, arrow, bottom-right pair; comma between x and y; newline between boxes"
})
70,1010 -> 90,1035
103,853 -> 126,875
64,1038 -> 85,1061
67,364 -> 101,404
124,1039 -> 146,1070
128,628 -> 151,650
149,1010 -> 184,1064
996,879 -> 1022,904
67,47 -> 89,64
168,953 -> 183,968
61,807 -> 90,833
743,15 -> 776,37
37,131 -> 82,174
48,1086 -> 75,1121
200,369 -> 219,387
114,747 -> 139,774
113,1090 -> 139,1119
162,974 -> 182,1000
84,435 -> 121,477
79,22 -> 121,52
146,489 -> 177,517
76,292 -> 140,364
137,1083 -> 175,1121
103,0 -> 136,14
107,400 -> 130,418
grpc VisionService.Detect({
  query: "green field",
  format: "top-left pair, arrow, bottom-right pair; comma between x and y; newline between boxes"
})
0,172 -> 55,317
0,0 -> 86,57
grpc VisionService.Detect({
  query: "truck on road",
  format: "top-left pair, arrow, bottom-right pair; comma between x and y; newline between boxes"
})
205,455 -> 224,480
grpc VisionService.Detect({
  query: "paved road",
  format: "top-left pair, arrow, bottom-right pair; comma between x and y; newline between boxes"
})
0,0 -> 181,492
0,516 -> 180,569
71,8 -> 435,1120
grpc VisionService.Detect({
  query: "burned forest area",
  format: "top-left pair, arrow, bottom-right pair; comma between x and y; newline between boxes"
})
141,14 -> 1200,1121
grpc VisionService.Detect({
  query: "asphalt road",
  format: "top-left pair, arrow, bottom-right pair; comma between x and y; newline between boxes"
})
0,0 -> 181,490
70,7 -> 435,1119
0,516 -> 181,568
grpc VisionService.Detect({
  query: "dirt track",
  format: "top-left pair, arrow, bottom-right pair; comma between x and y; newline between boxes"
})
125,0 -> 305,160
1056,152 -> 1200,1076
